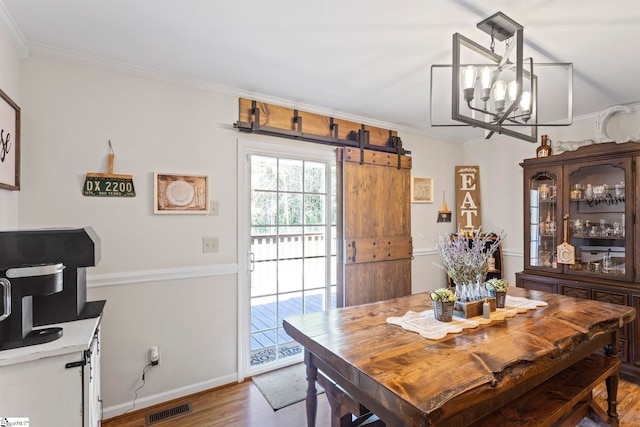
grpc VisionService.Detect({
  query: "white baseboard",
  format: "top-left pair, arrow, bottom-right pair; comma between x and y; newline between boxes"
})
102,373 -> 238,420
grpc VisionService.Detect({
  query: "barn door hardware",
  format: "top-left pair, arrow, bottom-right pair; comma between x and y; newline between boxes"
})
235,99 -> 409,155
346,237 -> 413,264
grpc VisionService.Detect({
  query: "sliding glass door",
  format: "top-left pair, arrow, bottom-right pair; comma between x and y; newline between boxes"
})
238,140 -> 336,376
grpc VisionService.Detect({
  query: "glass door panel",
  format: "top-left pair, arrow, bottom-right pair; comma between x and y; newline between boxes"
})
528,172 -> 559,269
249,155 -> 336,368
566,161 -> 632,281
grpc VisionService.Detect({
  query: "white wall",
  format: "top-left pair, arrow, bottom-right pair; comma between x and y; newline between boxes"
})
462,135 -> 533,284
0,22 -> 20,229
15,53 -> 468,417
18,55 -> 243,416
406,131 -> 464,294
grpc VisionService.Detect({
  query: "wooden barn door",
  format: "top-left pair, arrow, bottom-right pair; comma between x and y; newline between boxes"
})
337,147 -> 413,307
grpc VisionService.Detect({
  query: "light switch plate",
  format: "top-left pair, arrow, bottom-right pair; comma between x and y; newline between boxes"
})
210,201 -> 219,216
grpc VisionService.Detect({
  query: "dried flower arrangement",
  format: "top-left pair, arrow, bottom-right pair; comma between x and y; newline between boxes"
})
430,288 -> 457,303
434,228 -> 505,286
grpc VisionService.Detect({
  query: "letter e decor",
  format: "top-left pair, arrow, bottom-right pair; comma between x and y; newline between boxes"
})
455,166 -> 481,231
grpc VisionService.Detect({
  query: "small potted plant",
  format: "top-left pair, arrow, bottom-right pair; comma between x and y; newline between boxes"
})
485,278 -> 508,308
430,288 -> 457,322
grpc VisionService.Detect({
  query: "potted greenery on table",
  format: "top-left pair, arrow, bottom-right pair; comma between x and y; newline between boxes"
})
485,278 -> 509,308
430,288 -> 457,322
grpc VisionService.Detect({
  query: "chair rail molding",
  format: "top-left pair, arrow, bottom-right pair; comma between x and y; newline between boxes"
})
87,263 -> 239,288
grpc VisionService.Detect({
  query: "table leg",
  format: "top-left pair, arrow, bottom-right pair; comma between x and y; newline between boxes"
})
305,349 -> 318,427
605,372 -> 620,426
604,338 -> 620,426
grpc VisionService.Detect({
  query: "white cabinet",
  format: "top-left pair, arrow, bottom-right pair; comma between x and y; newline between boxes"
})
0,316 -> 102,426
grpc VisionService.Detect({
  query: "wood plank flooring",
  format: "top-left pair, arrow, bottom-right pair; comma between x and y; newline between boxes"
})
102,379 -> 329,427
103,375 -> 640,427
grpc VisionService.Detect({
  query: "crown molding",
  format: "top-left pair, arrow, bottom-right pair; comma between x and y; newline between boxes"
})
0,1 -> 28,59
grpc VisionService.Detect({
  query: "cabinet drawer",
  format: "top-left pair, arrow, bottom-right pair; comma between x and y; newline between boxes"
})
593,289 -> 628,306
520,279 -> 557,293
560,285 -> 590,300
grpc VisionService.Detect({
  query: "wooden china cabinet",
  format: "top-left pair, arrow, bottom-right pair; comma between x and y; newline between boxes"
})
516,141 -> 640,380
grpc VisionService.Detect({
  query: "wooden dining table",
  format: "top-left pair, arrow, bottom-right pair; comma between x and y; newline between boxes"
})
283,287 -> 636,427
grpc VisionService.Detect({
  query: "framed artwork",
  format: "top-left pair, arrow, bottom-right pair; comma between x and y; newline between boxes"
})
411,176 -> 434,203
154,173 -> 209,214
0,88 -> 20,190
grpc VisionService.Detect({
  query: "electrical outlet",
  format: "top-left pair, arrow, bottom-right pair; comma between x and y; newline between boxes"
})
150,346 -> 160,366
202,237 -> 219,253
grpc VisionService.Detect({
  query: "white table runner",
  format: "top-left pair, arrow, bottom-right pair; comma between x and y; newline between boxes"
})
386,295 -> 548,340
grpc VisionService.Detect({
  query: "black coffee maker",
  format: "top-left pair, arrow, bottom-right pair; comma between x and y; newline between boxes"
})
0,227 -> 104,350
0,263 -> 66,350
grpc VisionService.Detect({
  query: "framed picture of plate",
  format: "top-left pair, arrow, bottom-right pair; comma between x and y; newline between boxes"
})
154,172 -> 209,214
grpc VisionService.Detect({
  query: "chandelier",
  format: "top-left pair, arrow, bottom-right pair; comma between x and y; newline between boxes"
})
430,12 -> 573,142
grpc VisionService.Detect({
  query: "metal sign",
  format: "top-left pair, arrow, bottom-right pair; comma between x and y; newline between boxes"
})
83,175 -> 135,197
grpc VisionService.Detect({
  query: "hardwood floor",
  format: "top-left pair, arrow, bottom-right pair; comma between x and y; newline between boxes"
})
103,375 -> 640,427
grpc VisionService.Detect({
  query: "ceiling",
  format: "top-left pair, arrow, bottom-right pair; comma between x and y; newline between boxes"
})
2,0 -> 640,142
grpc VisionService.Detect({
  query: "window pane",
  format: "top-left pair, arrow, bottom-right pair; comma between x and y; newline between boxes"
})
278,159 -> 303,192
251,229 -> 277,262
331,165 -> 336,195
304,227 -> 326,257
252,156 -> 277,191
278,193 -> 303,225
304,194 -> 325,225
330,226 -> 337,256
251,191 -> 277,227
278,229 -> 303,259
304,162 -> 326,193
330,255 -> 337,286
331,195 -> 337,225
251,330 -> 276,353
251,260 -> 277,296
251,296 -> 277,331
278,259 -> 303,293
278,292 -> 303,326
304,289 -> 326,314
304,258 -> 326,290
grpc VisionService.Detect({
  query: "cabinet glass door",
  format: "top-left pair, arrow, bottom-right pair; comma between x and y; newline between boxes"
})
565,160 -> 632,281
528,172 -> 559,270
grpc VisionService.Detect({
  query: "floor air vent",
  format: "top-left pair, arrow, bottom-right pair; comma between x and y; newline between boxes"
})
146,403 -> 192,425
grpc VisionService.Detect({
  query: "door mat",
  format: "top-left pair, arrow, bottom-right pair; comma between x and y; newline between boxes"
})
252,363 -> 324,410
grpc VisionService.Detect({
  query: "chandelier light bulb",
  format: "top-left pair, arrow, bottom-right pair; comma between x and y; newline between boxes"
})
507,80 -> 518,102
493,80 -> 507,112
480,67 -> 492,102
480,67 -> 492,89
493,80 -> 507,101
462,66 -> 477,102
462,66 -> 477,90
